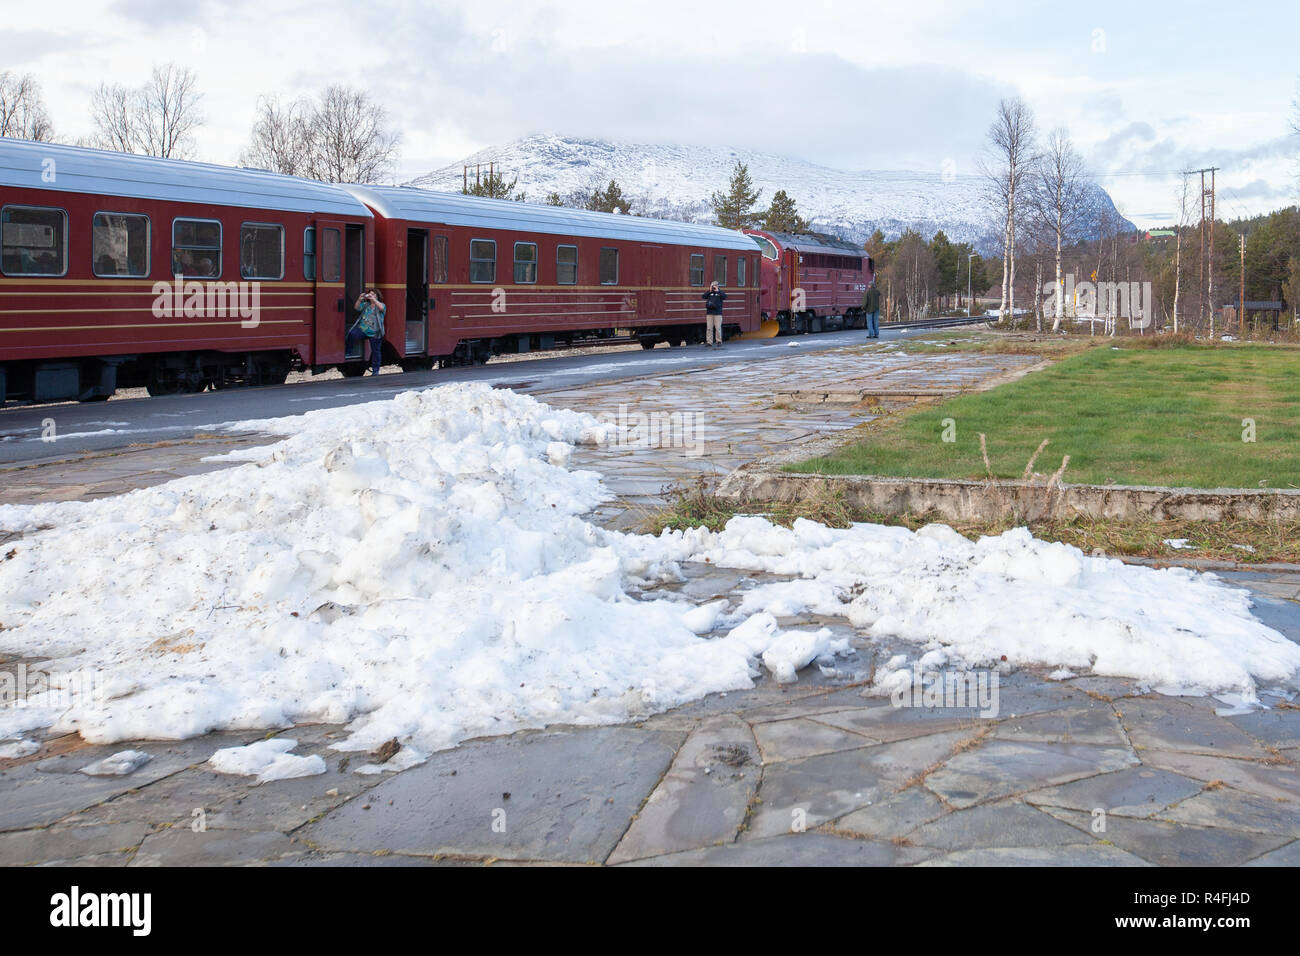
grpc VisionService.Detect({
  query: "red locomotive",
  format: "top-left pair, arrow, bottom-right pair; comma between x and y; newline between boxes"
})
746,229 -> 874,335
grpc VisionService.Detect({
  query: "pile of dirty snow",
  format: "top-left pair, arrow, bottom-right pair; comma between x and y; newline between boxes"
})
1,381 -> 1297,768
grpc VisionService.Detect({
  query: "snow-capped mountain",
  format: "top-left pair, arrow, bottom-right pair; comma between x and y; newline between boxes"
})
407,135 -> 1133,248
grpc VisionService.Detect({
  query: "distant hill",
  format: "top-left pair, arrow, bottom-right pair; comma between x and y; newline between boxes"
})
408,134 -> 1134,249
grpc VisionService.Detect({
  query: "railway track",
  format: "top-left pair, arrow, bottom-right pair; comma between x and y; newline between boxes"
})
881,315 -> 992,332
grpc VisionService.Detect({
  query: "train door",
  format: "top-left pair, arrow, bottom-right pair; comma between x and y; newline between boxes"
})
314,221 -> 347,364
405,228 -> 429,355
343,224 -> 365,359
427,233 -> 450,357
638,244 -> 667,321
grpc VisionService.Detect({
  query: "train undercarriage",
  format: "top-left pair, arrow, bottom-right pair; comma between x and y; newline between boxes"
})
0,349 -> 298,405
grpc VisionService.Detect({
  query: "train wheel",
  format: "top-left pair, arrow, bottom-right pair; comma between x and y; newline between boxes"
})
146,368 -> 202,397
260,365 -> 290,387
639,338 -> 656,350
339,364 -> 366,378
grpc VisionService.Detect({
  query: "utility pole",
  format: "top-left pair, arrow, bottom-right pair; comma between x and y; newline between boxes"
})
1186,166 -> 1219,333
1239,233 -> 1246,334
967,252 -> 975,316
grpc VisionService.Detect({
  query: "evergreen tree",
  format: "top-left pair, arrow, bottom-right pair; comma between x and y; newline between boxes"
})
544,191 -> 564,206
930,230 -> 960,296
710,161 -> 763,229
585,179 -> 631,214
761,189 -> 807,233
463,168 -> 524,201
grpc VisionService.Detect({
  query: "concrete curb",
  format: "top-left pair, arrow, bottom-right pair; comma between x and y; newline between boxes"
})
715,469 -> 1300,523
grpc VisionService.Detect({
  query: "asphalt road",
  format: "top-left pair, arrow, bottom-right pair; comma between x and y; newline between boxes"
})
0,326 -> 920,465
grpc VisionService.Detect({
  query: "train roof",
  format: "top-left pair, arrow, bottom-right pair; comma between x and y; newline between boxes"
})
344,184 -> 760,252
751,229 -> 867,258
0,138 -> 372,218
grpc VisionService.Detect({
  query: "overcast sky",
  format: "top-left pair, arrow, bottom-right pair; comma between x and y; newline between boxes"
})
7,0 -> 1298,228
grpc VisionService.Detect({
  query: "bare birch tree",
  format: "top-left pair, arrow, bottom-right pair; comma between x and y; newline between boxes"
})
0,71 -> 55,141
239,95 -> 313,175
90,63 -> 204,158
982,98 -> 1038,322
304,86 -> 399,183
1028,129 -> 1087,330
240,86 -> 398,183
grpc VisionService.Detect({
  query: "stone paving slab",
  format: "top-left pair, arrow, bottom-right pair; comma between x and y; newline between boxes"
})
0,822 -> 149,867
904,800 -> 1098,851
130,827 -> 305,867
991,704 -> 1129,747
1137,749 -> 1300,803
1119,697 -> 1272,759
831,786 -> 949,841
0,732 -> 264,833
742,728 -> 977,840
607,715 -> 759,864
298,726 -> 682,864
925,741 -> 1140,809
1040,807 -> 1293,867
1024,766 -> 1206,819
1153,787 -> 1300,837
918,844 -> 1152,866
621,831 -> 936,866
1242,841 -> 1300,866
751,717 -> 881,763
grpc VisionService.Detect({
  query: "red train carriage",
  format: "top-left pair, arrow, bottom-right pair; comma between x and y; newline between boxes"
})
344,185 -> 761,365
746,229 -> 874,335
0,139 -> 374,403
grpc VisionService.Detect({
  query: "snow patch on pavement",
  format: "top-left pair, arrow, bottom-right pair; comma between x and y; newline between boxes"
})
207,739 -> 326,783
80,749 -> 152,776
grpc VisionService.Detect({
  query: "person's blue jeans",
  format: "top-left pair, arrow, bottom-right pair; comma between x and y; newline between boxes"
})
347,327 -> 383,373
866,310 -> 879,337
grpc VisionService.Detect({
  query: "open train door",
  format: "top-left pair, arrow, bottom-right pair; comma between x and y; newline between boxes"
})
404,228 -> 429,356
313,221 -> 348,364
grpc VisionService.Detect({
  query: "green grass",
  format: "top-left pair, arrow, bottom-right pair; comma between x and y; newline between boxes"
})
793,343 -> 1300,490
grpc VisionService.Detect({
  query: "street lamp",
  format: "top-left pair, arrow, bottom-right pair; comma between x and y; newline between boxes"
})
967,253 -> 976,316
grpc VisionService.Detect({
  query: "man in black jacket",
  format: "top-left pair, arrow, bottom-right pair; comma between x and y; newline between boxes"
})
862,282 -> 881,338
703,281 -> 727,347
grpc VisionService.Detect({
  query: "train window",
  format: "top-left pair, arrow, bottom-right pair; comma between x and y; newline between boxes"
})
714,256 -> 727,287
470,239 -> 496,283
751,235 -> 779,260
689,253 -> 705,286
172,218 -> 221,278
1,205 -> 67,277
556,244 -> 577,284
240,223 -> 284,280
92,212 -> 149,278
599,247 -> 618,285
320,228 -> 341,282
513,242 -> 537,283
432,235 -> 448,283
752,257 -> 760,286
736,256 -> 746,288
303,227 -> 316,280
